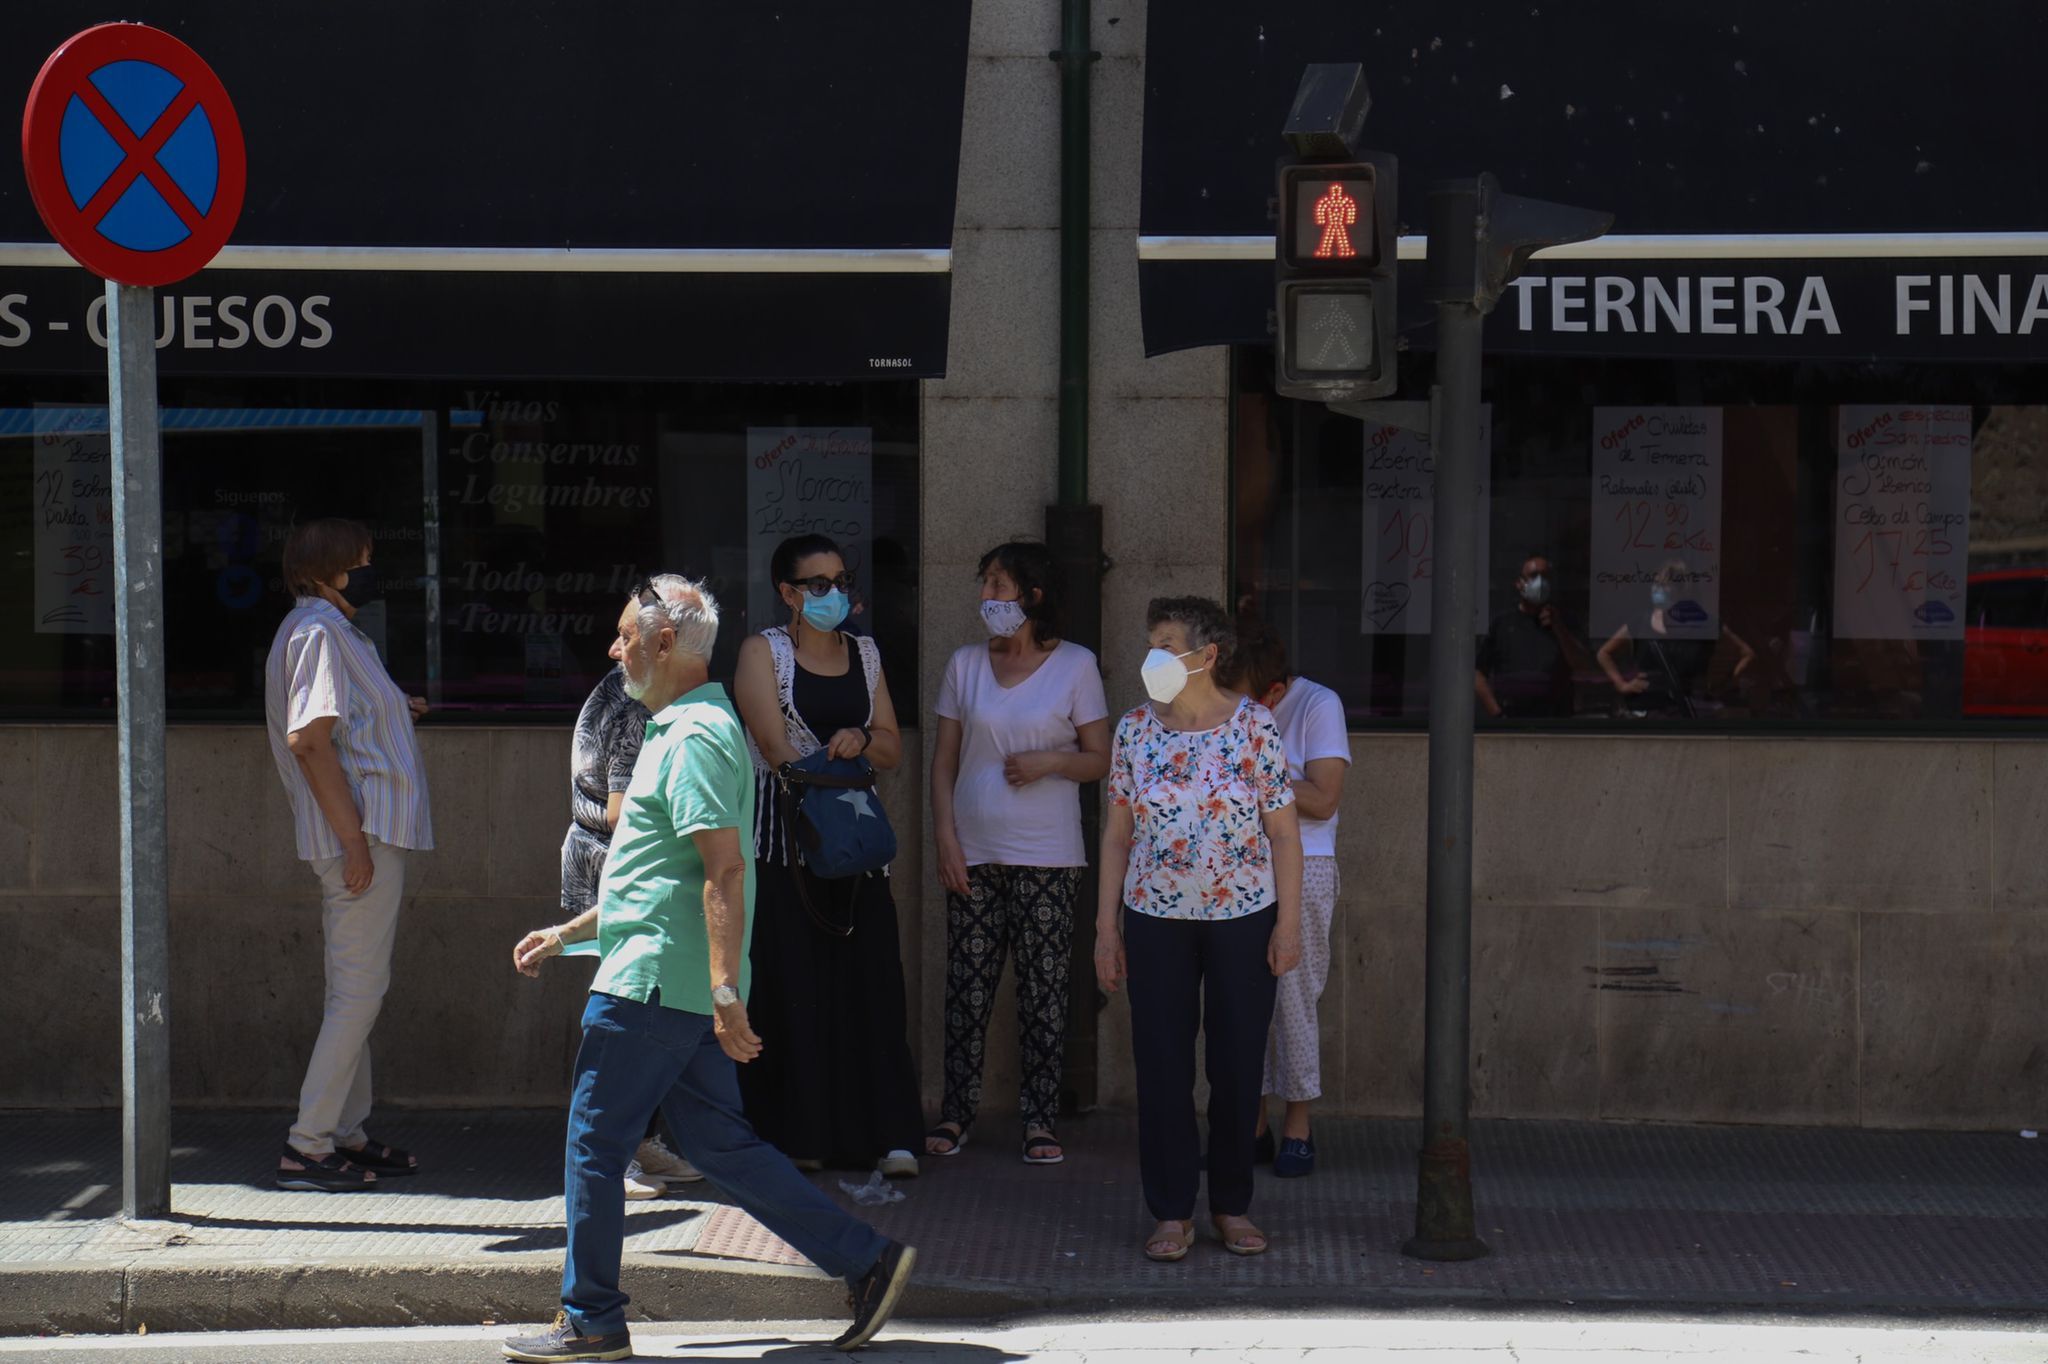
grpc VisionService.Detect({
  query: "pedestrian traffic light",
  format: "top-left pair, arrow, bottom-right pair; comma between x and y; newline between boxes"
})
1275,155 -> 1396,401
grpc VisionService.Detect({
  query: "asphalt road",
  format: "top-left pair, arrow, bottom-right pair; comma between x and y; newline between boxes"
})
5,1310 -> 2046,1363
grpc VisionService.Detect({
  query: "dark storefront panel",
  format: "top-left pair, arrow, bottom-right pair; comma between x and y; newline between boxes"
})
2,379 -> 920,720
1234,349 -> 2048,730
1139,1 -> 2048,358
0,2 -> 971,380
0,4 -> 969,251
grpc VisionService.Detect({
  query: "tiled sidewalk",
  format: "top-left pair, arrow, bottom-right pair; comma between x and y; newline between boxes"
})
5,1110 -> 2046,1333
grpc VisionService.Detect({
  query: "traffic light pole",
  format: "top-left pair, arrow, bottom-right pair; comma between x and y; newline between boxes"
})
1403,285 -> 1489,1262
1372,174 -> 1608,1262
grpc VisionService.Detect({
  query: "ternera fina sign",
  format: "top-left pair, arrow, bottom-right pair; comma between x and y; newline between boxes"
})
1492,262 -> 2048,359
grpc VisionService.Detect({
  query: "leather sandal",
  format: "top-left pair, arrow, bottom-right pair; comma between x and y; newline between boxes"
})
1022,1132 -> 1064,1166
1212,1214 -> 1269,1256
275,1145 -> 378,1192
924,1123 -> 968,1157
340,1137 -> 418,1176
1144,1219 -> 1195,1262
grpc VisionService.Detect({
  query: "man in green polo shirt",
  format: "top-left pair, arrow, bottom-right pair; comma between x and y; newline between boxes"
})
505,576 -> 914,1363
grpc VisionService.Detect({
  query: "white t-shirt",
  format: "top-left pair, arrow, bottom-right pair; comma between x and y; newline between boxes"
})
936,639 -> 1110,868
1269,675 -> 1351,857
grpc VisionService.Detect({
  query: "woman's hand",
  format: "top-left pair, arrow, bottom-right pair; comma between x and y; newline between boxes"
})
937,833 -> 971,897
1615,675 -> 1651,696
408,696 -> 429,720
1267,919 -> 1302,978
825,727 -> 868,760
1003,751 -> 1062,787
1094,920 -> 1128,994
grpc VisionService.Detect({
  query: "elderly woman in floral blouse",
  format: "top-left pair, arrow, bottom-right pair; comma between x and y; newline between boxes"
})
1094,596 -> 1303,1262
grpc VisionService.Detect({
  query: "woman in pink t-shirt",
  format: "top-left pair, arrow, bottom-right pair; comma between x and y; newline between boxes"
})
928,542 -> 1110,1166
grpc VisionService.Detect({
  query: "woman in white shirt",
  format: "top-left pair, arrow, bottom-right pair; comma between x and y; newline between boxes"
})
1225,616 -> 1351,1180
928,542 -> 1110,1166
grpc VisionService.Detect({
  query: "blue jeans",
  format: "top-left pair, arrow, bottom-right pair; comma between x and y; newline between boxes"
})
562,991 -> 887,1335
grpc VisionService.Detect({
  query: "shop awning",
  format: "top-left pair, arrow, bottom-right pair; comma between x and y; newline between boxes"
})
1140,1 -> 2048,362
0,3 -> 969,380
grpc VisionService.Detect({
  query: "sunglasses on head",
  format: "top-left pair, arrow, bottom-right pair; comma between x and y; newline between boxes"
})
784,573 -> 855,598
627,579 -> 662,609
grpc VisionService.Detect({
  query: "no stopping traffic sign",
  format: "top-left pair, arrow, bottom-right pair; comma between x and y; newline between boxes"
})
22,23 -> 246,287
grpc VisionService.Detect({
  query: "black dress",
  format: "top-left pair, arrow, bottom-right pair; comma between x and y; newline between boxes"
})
738,645 -> 924,1168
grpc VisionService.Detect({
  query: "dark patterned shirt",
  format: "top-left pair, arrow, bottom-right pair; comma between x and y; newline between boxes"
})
571,668 -> 651,842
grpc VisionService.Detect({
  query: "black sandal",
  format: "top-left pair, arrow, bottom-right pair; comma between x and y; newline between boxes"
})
1022,1133 -> 1064,1166
339,1137 -> 418,1176
276,1145 -> 379,1192
925,1123 -> 968,1157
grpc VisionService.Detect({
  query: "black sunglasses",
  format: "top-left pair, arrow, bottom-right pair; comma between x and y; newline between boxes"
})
626,579 -> 662,609
784,573 -> 855,599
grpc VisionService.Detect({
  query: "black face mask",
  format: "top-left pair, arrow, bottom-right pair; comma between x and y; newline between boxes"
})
340,564 -> 381,608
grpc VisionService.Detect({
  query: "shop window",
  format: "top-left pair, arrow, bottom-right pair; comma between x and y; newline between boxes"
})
0,377 -> 919,720
1232,348 -> 2048,730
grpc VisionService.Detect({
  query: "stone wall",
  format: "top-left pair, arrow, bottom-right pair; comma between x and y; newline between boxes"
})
9,724 -> 2041,1130
0,723 -> 924,1110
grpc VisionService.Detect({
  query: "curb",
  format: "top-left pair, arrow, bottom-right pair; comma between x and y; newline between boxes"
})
10,1257 -> 2048,1338
2,1256 -> 1040,1338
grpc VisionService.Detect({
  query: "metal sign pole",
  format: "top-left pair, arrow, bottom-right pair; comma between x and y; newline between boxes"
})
107,279 -> 171,1220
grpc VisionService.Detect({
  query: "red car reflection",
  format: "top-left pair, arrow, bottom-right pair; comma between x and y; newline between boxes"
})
1965,568 -> 2048,716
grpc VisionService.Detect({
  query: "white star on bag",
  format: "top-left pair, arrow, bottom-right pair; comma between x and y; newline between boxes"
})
837,789 -> 877,819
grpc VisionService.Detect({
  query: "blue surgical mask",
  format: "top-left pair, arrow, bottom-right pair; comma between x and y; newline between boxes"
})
802,588 -> 850,632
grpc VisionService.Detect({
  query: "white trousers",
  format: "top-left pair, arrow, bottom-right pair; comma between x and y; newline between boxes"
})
1263,856 -> 1339,1102
289,837 -> 408,1156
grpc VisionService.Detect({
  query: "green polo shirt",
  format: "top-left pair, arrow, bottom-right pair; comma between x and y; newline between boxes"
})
588,682 -> 755,1014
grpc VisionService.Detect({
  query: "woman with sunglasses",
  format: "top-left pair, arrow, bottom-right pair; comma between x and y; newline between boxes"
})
733,534 -> 924,1179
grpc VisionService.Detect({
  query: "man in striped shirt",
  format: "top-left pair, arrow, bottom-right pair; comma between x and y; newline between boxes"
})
264,518 -> 434,1192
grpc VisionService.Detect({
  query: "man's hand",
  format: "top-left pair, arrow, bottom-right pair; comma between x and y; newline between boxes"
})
714,999 -> 764,1063
1003,751 -> 1061,787
1617,675 -> 1651,696
513,927 -> 564,978
341,837 -> 375,895
826,727 -> 868,760
408,696 -> 429,720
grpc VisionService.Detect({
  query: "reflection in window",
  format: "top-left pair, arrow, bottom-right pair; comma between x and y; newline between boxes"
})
0,378 -> 919,720
1232,348 -> 2048,729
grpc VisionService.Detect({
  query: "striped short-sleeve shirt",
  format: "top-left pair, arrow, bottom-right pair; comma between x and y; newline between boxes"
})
265,597 -> 434,862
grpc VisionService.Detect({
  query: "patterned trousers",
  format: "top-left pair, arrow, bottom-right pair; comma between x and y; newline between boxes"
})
941,864 -> 1083,1136
1264,856 -> 1340,1102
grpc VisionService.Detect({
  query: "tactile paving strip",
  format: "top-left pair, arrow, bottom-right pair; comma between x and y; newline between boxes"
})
691,1205 -> 812,1267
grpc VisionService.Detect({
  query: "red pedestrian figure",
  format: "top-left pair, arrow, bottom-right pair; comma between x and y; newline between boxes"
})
1313,183 -> 1358,259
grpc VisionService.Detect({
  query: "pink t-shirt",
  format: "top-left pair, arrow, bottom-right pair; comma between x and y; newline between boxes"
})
1108,696 -> 1295,921
936,640 -> 1109,868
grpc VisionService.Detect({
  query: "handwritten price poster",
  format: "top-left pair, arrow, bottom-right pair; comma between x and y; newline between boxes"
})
1358,407 -> 1490,636
1832,405 -> 1970,640
32,407 -> 115,635
745,426 -> 871,633
1589,407 -> 1723,642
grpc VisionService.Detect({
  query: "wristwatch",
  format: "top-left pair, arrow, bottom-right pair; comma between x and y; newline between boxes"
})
711,983 -> 740,1008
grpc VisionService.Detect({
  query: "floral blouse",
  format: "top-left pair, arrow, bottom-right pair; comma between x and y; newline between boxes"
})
1108,696 -> 1295,920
